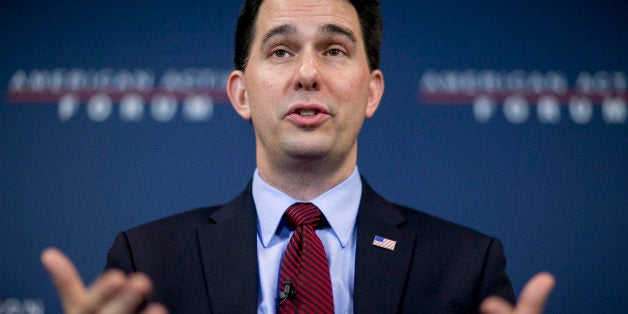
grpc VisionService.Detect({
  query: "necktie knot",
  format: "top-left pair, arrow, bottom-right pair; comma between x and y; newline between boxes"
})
283,202 -> 326,229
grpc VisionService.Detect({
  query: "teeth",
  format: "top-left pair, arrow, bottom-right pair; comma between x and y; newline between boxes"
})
298,109 -> 316,116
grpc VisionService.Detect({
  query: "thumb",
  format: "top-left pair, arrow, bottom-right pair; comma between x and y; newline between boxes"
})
41,247 -> 88,310
516,272 -> 555,313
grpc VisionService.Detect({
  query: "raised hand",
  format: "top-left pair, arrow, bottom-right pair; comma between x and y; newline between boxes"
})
41,247 -> 168,314
481,272 -> 555,314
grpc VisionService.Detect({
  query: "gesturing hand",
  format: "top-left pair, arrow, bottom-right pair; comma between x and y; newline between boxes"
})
41,247 -> 168,314
481,272 -> 555,314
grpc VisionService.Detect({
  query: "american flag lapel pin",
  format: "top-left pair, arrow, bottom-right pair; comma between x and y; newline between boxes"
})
372,235 -> 396,251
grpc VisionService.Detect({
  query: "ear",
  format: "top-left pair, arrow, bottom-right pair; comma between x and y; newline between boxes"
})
227,70 -> 251,120
365,69 -> 384,118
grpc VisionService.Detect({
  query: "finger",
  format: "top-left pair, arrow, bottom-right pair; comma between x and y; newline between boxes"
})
480,295 -> 514,314
83,269 -> 127,312
41,247 -> 88,309
100,272 -> 154,314
516,272 -> 555,314
141,303 -> 169,314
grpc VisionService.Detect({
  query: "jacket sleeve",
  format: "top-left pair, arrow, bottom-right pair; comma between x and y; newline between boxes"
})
476,238 -> 516,306
104,232 -> 137,274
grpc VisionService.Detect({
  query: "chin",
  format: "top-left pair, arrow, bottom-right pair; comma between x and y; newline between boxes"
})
286,149 -> 329,161
283,142 -> 332,160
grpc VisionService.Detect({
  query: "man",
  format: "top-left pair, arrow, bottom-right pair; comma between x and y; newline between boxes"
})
42,0 -> 555,313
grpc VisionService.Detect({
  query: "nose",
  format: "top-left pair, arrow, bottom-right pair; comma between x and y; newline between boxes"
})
295,51 -> 320,91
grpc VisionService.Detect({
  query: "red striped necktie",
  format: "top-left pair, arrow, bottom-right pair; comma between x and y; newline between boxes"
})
278,202 -> 334,313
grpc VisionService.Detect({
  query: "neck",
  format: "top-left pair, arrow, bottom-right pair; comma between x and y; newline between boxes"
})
257,152 -> 357,201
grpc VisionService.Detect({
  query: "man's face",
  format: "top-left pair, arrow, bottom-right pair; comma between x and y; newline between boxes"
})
228,0 -> 384,169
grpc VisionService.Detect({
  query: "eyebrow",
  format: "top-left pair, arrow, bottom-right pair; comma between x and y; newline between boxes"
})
261,23 -> 357,46
262,24 -> 297,46
320,23 -> 357,44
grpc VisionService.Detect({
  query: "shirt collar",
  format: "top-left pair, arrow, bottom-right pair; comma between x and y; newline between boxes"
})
252,167 -> 362,249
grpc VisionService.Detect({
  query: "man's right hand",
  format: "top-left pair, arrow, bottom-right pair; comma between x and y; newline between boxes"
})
41,247 -> 168,314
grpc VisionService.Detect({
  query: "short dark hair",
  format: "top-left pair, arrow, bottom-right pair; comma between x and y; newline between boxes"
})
233,0 -> 382,71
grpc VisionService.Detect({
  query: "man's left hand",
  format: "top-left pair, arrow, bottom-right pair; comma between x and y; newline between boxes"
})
480,272 -> 555,314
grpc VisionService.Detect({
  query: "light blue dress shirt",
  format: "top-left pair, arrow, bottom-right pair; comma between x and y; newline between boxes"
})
253,167 -> 362,314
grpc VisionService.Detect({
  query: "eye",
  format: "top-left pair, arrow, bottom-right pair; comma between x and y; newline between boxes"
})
328,49 -> 341,56
272,49 -> 291,58
325,47 -> 346,57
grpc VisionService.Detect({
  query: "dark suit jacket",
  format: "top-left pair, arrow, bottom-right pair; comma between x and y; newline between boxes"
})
106,180 -> 515,313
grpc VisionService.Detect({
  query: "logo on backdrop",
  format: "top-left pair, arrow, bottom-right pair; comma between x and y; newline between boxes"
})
5,68 -> 231,123
419,70 -> 627,124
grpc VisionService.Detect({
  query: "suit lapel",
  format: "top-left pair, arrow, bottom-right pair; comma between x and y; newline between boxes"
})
354,181 -> 417,313
197,184 -> 259,313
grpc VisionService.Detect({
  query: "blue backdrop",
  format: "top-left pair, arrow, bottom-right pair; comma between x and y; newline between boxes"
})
1,1 -> 626,313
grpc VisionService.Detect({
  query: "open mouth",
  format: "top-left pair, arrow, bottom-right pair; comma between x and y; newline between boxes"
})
297,109 -> 317,116
286,105 -> 329,127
